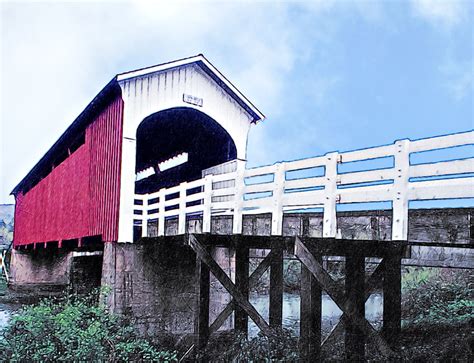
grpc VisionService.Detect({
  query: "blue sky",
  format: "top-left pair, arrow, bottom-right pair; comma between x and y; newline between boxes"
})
0,0 -> 473,204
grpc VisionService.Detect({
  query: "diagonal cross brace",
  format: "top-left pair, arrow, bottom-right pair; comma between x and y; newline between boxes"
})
188,234 -> 273,336
209,248 -> 277,334
321,259 -> 386,347
294,237 -> 394,357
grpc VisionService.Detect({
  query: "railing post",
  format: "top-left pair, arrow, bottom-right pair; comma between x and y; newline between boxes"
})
271,163 -> 285,236
141,197 -> 148,238
233,160 -> 246,234
392,139 -> 410,240
158,189 -> 166,236
323,152 -> 338,238
178,182 -> 187,235
203,176 -> 212,233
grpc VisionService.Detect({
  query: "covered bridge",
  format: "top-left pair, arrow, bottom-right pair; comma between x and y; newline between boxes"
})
12,54 -> 263,249
8,55 -> 473,360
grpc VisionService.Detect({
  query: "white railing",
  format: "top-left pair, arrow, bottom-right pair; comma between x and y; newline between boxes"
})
133,131 -> 474,240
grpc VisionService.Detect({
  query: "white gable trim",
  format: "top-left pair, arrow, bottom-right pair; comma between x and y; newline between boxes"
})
117,54 -> 265,123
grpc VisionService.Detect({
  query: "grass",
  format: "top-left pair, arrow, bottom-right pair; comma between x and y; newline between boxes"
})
402,267 -> 473,326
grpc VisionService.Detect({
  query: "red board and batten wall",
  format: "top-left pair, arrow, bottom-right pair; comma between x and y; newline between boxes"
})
13,94 -> 124,247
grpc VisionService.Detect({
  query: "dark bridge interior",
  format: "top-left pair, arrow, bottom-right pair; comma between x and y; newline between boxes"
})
135,107 -> 237,194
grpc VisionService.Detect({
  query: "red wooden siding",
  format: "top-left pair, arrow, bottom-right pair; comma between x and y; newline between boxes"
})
87,96 -> 123,242
13,95 -> 124,247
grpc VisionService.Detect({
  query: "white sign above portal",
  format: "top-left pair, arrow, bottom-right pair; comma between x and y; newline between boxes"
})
183,93 -> 203,107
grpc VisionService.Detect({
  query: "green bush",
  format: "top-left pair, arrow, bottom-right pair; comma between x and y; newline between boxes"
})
402,267 -> 473,326
0,290 -> 177,362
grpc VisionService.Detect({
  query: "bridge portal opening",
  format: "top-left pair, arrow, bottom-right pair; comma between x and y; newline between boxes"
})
135,107 -> 237,194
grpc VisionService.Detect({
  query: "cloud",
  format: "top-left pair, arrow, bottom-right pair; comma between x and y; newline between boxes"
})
1,1 -> 347,202
5,1 -> 470,204
410,0 -> 469,29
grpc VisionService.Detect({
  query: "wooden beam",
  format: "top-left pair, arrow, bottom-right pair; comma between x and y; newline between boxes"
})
300,237 -> 407,258
208,249 -> 276,335
142,234 -> 407,255
382,254 -> 401,349
209,301 -> 234,336
321,259 -> 386,348
299,262 -> 322,361
344,254 -> 365,361
235,242 -> 249,336
269,246 -> 283,327
294,237 -> 394,357
195,255 -> 210,350
188,234 -> 273,336
249,249 -> 276,285
201,234 -> 295,250
294,237 -> 345,304
366,258 -> 386,292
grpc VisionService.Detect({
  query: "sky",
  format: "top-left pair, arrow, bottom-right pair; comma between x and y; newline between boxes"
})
0,0 -> 473,205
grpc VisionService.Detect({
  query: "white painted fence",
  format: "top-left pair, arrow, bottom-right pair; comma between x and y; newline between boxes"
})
133,131 -> 474,240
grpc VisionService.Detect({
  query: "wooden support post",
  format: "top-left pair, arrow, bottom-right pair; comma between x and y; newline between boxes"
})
269,245 -> 283,327
344,255 -> 365,361
295,237 -> 394,357
235,242 -> 249,336
382,254 -> 401,349
189,234 -> 273,335
195,256 -> 210,351
209,249 -> 276,335
300,261 -> 322,361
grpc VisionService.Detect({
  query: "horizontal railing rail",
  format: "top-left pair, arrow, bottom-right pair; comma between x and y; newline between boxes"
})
133,130 -> 474,240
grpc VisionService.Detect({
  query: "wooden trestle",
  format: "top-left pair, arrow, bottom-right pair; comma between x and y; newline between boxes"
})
187,234 -> 407,361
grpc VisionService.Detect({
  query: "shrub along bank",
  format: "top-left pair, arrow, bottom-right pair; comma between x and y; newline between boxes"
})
0,290 -> 177,362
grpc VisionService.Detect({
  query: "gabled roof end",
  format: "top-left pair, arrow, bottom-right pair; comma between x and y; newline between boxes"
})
117,54 -> 265,123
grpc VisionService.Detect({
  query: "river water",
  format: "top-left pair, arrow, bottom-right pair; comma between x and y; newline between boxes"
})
248,292 -> 383,337
0,303 -> 18,331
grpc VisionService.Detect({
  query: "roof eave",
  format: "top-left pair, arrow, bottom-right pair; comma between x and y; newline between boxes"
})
11,77 -> 121,196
